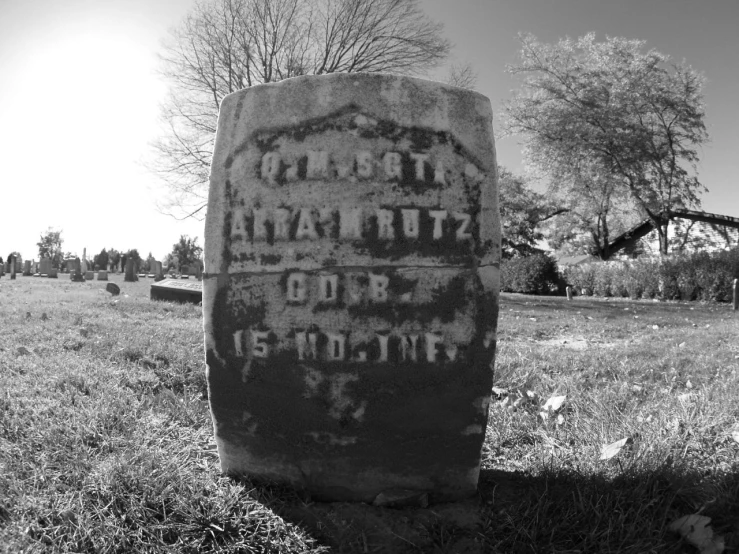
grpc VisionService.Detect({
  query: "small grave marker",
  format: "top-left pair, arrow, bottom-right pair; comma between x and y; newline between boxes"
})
150,278 -> 202,304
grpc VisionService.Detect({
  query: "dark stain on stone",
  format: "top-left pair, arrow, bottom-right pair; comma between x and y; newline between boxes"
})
259,254 -> 282,266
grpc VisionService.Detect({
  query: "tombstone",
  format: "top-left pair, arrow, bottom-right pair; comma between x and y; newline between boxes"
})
194,262 -> 203,281
80,259 -> 88,274
85,271 -> 94,280
70,258 -> 85,282
154,261 -> 165,282
48,268 -> 58,278
97,270 -> 108,281
124,257 -> 138,282
150,278 -> 202,304
9,256 -> 16,280
202,74 -> 500,503
39,258 -> 50,275
180,265 -> 189,278
23,260 -> 31,276
106,282 -> 120,296
120,256 -> 127,275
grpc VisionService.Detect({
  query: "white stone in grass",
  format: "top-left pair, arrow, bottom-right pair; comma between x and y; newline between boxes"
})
599,437 -> 631,460
730,425 -> 739,445
669,514 -> 725,554
542,394 -> 566,413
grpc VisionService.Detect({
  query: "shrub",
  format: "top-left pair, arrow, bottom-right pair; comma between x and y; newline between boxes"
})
501,254 -> 560,295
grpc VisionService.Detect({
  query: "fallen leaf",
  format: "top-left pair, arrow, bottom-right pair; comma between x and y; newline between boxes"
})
679,342 -> 686,348
678,393 -> 692,402
492,386 -> 508,397
652,325 -> 660,330
16,347 -> 31,356
600,437 -> 631,461
669,514 -> 725,554
556,414 -> 565,425
542,395 -> 566,412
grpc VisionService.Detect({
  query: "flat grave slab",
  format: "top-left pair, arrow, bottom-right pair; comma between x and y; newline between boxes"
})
150,278 -> 202,304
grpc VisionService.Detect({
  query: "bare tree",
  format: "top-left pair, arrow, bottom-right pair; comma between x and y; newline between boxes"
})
151,0 -> 451,219
446,62 -> 477,90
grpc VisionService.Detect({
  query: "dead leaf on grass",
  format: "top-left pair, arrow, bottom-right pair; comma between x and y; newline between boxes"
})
542,395 -> 566,413
599,437 -> 632,460
669,514 -> 725,554
730,425 -> 739,445
16,346 -> 32,356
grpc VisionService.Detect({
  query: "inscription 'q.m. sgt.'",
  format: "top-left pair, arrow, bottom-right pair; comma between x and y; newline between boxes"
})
204,73 -> 500,503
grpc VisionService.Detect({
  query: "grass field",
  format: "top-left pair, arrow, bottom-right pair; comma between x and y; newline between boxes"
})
1,274 -> 738,553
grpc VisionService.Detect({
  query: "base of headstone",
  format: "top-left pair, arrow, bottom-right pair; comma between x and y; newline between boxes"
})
85,271 -> 94,280
180,275 -> 190,279
150,279 -> 202,304
33,273 -> 41,277
10,274 -> 15,280
48,270 -> 58,278
97,271 -> 108,280
71,274 -> 85,282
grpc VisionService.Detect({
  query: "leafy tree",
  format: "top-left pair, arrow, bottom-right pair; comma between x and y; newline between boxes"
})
498,167 -> 566,259
107,249 -> 121,271
37,228 -> 64,268
125,249 -> 142,272
170,235 -> 203,270
151,0 -> 451,218
94,248 -> 109,271
503,33 -> 708,255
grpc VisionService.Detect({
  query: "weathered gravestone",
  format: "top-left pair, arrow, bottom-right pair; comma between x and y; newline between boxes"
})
48,268 -> 58,278
10,256 -> 16,280
85,271 -> 94,280
195,263 -> 202,281
70,258 -> 85,282
106,282 -> 120,296
124,258 -> 138,282
97,270 -> 108,281
180,265 -> 189,279
39,258 -> 51,276
150,278 -> 202,304
153,261 -> 165,282
203,74 -> 500,503
23,260 -> 32,276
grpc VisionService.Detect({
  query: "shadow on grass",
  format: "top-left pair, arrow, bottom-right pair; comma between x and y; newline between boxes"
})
246,464 -> 739,553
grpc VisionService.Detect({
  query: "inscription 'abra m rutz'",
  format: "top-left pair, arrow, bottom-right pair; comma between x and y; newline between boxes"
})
204,73 -> 500,503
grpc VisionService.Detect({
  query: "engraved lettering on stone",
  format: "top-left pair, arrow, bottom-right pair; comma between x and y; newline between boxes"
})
376,333 -> 389,362
307,150 -> 329,179
339,208 -> 363,239
454,212 -> 472,240
401,209 -> 420,239
429,210 -> 447,239
261,152 -> 281,182
252,330 -> 270,358
409,153 -> 428,180
434,161 -> 446,184
326,333 -> 346,361
296,331 -> 318,361
253,208 -> 269,240
273,208 -> 291,240
425,333 -> 443,362
375,209 -> 395,239
319,274 -> 339,303
383,152 -> 402,179
286,272 -> 307,302
400,335 -> 418,362
369,274 -> 389,302
295,208 -> 318,240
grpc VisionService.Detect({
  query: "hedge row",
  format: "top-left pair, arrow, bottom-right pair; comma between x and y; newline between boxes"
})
564,249 -> 739,302
500,254 -> 561,295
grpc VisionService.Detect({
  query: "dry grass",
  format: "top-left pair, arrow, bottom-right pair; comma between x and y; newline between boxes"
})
1,275 -> 738,553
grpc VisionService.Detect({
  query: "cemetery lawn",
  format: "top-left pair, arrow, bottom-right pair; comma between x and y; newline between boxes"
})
1,277 -> 738,554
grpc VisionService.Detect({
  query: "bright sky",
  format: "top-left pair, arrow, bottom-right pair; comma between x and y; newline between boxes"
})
1,0 -> 737,262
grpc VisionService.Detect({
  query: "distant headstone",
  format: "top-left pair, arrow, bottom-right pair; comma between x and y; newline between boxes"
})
23,260 -> 31,276
124,258 -> 137,282
39,258 -> 51,276
180,265 -> 189,277
195,262 -> 202,281
84,271 -> 94,280
48,268 -> 58,278
202,74 -> 500,503
150,278 -> 202,304
97,270 -> 108,281
106,282 -> 120,296
10,256 -> 16,280
80,259 -> 88,274
70,258 -> 85,282
154,261 -> 165,282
